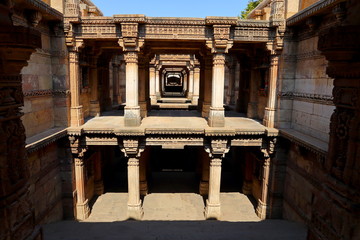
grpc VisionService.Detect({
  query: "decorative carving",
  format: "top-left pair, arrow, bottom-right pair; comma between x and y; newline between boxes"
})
28,10 -> 42,27
121,138 -> 145,158
124,52 -> 138,64
121,23 -> 138,38
213,53 -> 225,66
205,139 -> 230,158
278,91 -> 334,105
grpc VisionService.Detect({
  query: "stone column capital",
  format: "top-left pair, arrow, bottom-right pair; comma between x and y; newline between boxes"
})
123,51 -> 138,64
213,53 -> 226,66
205,139 -> 230,159
120,138 -> 145,158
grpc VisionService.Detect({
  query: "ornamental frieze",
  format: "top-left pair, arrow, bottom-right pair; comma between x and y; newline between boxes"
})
142,25 -> 210,39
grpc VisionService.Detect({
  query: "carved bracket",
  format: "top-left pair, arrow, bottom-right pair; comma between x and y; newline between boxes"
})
261,137 -> 277,159
120,138 -> 145,158
205,139 -> 230,158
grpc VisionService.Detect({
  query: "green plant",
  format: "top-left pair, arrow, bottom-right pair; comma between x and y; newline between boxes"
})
239,0 -> 262,19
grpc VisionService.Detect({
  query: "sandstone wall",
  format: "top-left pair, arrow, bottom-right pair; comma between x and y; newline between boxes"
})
27,143 -> 63,225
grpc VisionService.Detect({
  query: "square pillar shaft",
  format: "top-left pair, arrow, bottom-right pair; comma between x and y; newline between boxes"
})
69,51 -> 84,126
124,52 -> 141,127
205,158 -> 222,219
127,157 -> 143,220
149,67 -> 157,105
74,157 -> 90,220
208,53 -> 225,127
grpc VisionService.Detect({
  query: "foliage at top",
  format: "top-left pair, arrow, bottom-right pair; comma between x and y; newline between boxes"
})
239,0 -> 262,19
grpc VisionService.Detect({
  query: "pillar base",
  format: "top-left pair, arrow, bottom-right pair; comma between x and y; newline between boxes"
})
156,92 -> 161,99
199,181 -> 209,195
90,101 -> 101,117
127,201 -> 143,220
205,200 -> 221,219
76,199 -> 90,221
256,199 -> 267,220
208,107 -> 225,127
263,107 -> 276,128
70,106 -> 84,127
242,181 -> 252,195
150,95 -> 157,105
95,180 -> 104,196
192,96 -> 199,105
140,181 -> 148,196
124,106 -> 141,127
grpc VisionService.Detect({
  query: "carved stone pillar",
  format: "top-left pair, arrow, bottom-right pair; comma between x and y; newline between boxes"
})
124,52 -> 141,126
149,66 -> 157,105
263,53 -> 280,128
69,45 -> 84,126
89,56 -> 100,116
0,10 -> 41,238
307,25 -> 360,240
74,151 -> 90,220
121,139 -> 144,220
192,67 -> 200,105
155,67 -> 161,99
256,157 -> 270,219
209,53 -> 226,127
204,140 -> 229,219
188,67 -> 194,99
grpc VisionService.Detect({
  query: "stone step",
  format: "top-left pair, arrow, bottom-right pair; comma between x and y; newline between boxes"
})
159,98 -> 190,103
158,103 -> 191,109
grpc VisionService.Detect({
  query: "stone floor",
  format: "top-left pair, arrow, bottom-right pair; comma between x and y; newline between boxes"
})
43,192 -> 307,240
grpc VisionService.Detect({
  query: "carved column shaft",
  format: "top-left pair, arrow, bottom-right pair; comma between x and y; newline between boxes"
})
69,50 -> 84,126
128,157 -> 141,206
188,68 -> 194,98
149,66 -> 157,104
155,68 -> 161,98
256,157 -> 270,220
74,156 -> 90,220
264,54 -> 279,128
209,53 -> 226,127
124,52 -> 141,127
192,67 -> 200,105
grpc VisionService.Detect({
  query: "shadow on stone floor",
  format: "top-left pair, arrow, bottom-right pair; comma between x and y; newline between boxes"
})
43,219 -> 307,240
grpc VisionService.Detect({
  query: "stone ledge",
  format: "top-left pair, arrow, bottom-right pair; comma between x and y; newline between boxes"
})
26,127 -> 67,153
279,128 -> 328,155
287,0 -> 341,26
